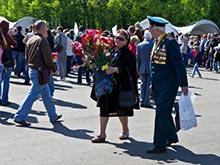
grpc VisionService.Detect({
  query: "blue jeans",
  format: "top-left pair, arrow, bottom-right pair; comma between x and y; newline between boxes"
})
14,52 -> 25,76
0,65 -> 3,82
14,69 -> 58,122
192,63 -> 202,77
0,67 -> 13,104
48,74 -> 55,96
140,73 -> 151,105
212,60 -> 219,72
24,61 -> 30,83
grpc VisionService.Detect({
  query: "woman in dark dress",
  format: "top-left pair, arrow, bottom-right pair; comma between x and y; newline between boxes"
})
91,29 -> 138,143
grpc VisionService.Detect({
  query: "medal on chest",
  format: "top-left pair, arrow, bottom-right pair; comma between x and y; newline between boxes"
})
151,34 -> 167,65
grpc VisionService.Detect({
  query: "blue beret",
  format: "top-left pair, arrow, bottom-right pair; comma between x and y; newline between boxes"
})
147,16 -> 168,27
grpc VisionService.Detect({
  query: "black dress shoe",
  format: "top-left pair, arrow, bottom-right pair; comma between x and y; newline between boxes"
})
14,120 -> 31,127
167,139 -> 179,147
51,115 -> 62,123
146,147 -> 166,154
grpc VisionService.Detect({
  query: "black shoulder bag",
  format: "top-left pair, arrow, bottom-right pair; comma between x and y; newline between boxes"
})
118,68 -> 137,108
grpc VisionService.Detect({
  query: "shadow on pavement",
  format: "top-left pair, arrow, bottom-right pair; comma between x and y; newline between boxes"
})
29,122 -> 93,140
108,138 -> 220,165
188,85 -> 203,89
54,87 -> 68,91
54,83 -> 73,91
53,98 -> 87,109
5,102 -> 19,110
54,83 -> 73,89
10,81 -> 30,86
68,80 -> 91,87
202,77 -> 219,81
30,110 -> 47,116
3,103 -> 47,117
0,110 -> 38,125
0,111 -> 15,125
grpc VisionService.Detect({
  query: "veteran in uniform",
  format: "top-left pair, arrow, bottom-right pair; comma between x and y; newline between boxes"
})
146,16 -> 188,153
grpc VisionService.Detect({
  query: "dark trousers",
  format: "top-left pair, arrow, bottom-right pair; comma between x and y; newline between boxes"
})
77,66 -> 91,84
153,88 -> 178,147
66,56 -> 73,76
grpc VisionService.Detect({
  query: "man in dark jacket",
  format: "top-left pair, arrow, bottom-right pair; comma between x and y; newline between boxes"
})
0,19 -> 17,106
146,16 -> 188,153
14,20 -> 62,127
13,26 -> 26,77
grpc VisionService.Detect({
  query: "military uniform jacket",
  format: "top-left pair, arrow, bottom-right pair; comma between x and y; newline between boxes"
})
151,34 -> 188,89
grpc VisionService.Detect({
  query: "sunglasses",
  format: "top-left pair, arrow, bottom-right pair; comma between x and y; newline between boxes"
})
115,36 -> 125,41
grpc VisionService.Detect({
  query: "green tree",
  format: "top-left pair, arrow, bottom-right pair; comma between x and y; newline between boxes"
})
0,0 -> 219,29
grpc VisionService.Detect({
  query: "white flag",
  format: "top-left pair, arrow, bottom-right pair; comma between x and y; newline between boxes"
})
74,22 -> 79,36
139,19 -> 150,30
112,25 -> 117,36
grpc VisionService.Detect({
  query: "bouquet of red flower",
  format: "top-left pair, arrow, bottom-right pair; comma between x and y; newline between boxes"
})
72,41 -> 83,57
81,29 -> 114,71
81,29 -> 115,98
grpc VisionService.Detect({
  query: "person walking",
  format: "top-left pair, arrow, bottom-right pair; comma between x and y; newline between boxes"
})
146,16 -> 188,153
137,30 -> 154,108
0,20 -> 17,106
191,46 -> 202,78
91,29 -> 138,143
14,20 -> 62,127
54,26 -> 67,80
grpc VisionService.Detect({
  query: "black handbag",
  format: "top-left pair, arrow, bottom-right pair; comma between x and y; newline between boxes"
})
38,68 -> 51,85
54,35 -> 64,52
118,68 -> 137,108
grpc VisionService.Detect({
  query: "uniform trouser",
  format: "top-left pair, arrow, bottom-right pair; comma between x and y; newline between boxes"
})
57,54 -> 67,79
153,86 -> 178,148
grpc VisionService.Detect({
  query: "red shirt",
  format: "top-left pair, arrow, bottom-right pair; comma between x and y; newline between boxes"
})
128,43 -> 136,56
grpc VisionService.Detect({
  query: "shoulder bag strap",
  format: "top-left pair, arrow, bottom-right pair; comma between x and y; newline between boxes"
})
126,67 -> 135,91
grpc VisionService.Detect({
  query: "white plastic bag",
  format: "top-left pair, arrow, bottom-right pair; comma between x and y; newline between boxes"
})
178,91 -> 197,130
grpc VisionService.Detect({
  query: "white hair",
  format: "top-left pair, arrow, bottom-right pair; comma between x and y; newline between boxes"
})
144,30 -> 152,40
153,26 -> 165,32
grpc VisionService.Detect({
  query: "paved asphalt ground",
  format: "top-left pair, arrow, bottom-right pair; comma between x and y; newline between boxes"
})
0,68 -> 220,165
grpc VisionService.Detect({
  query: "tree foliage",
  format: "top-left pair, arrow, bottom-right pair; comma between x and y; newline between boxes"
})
0,0 -> 219,30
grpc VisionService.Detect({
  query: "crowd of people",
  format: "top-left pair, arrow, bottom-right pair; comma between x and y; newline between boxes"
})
0,16 -> 219,153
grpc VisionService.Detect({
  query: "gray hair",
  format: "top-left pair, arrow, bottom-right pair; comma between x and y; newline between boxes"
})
153,26 -> 165,32
144,30 -> 152,40
34,20 -> 47,31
